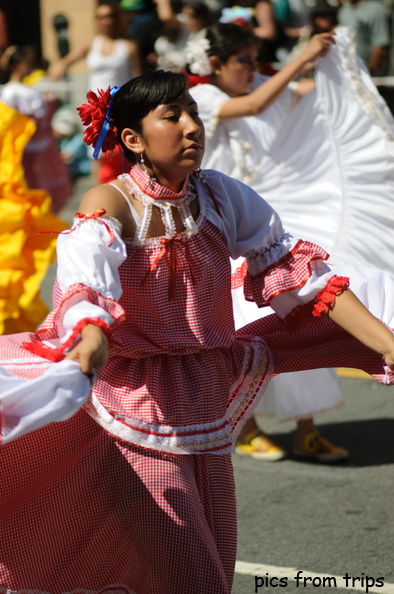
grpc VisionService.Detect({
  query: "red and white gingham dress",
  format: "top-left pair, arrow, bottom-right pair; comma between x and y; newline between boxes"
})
0,169 -> 392,594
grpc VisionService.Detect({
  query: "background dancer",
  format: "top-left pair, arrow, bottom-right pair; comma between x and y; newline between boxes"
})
189,23 -> 394,461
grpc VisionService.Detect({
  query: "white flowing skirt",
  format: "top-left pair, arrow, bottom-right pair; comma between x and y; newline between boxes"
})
232,264 -> 394,421
232,27 -> 394,421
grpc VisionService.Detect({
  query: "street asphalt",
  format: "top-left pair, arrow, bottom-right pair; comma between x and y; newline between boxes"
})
42,175 -> 394,594
232,374 -> 394,594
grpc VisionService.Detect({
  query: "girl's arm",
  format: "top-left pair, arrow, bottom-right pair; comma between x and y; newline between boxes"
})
154,0 -> 175,23
218,32 -> 335,120
49,41 -> 91,81
328,289 -> 394,369
49,183 -> 133,376
254,1 -> 277,41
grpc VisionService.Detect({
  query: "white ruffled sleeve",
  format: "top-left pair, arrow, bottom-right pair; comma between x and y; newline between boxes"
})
201,170 -> 349,320
23,212 -> 127,362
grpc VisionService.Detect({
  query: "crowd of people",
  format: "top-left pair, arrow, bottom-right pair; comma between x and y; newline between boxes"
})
1,0 -> 393,188
0,0 -> 394,592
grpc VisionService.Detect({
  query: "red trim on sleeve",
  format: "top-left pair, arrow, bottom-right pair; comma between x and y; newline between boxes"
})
31,283 -> 125,344
244,240 -> 329,307
231,260 -> 248,290
22,283 -> 125,363
312,275 -> 350,317
22,318 -> 112,362
21,341 -> 66,362
282,275 -> 350,330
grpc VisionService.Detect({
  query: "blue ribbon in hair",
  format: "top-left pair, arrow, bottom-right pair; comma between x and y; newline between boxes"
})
93,86 -> 120,160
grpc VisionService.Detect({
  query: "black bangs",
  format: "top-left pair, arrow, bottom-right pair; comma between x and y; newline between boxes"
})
112,70 -> 188,163
138,70 -> 188,110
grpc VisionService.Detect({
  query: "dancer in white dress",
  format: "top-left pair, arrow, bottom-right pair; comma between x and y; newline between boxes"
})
49,1 -> 142,183
189,23 -> 394,461
50,2 -> 141,89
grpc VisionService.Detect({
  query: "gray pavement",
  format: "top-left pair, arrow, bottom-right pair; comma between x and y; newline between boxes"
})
42,176 -> 394,594
232,376 -> 394,594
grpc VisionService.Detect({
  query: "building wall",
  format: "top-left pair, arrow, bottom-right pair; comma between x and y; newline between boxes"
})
40,0 -> 95,73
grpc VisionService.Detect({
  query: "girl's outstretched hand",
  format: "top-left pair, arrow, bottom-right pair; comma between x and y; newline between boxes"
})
65,324 -> 108,376
383,349 -> 394,371
328,289 -> 394,373
301,31 -> 336,63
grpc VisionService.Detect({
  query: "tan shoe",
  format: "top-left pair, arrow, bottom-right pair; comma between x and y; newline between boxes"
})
235,430 -> 286,461
293,431 -> 349,462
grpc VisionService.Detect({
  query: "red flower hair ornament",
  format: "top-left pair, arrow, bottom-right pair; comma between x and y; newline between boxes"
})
77,86 -> 120,160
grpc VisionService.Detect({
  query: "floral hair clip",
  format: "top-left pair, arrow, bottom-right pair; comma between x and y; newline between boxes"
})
77,86 -> 120,160
185,37 -> 212,77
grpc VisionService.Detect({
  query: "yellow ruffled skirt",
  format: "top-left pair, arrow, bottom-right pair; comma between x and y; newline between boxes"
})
0,102 -> 67,334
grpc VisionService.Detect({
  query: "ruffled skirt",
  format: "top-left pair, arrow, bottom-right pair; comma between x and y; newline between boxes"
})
0,410 -> 236,594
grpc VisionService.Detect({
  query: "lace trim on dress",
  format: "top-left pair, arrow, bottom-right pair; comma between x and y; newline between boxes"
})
118,168 -> 213,299
118,170 -> 201,243
205,103 -> 222,140
335,27 -> 394,142
84,336 -> 273,454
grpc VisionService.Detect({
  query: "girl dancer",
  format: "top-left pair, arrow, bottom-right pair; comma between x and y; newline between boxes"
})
0,71 -> 393,594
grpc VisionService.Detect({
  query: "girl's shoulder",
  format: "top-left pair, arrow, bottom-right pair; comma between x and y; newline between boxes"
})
77,181 -> 131,228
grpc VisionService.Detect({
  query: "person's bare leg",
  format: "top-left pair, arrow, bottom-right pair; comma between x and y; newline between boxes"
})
235,416 -> 286,461
293,418 -> 349,462
295,417 -> 315,441
238,416 -> 260,441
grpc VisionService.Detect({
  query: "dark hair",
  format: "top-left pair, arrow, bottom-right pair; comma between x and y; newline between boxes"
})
206,22 -> 260,63
7,46 -> 36,71
182,0 -> 212,20
96,1 -> 128,38
309,0 -> 337,19
112,70 -> 188,164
